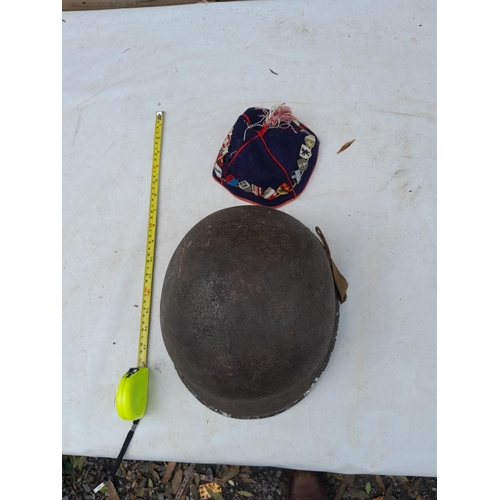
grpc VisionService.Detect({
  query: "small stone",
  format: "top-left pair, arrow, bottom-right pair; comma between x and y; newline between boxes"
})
62,496 -> 69,500
206,467 -> 214,482
83,483 -> 91,492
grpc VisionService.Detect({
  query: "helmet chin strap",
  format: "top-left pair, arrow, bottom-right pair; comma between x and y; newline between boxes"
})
315,226 -> 348,304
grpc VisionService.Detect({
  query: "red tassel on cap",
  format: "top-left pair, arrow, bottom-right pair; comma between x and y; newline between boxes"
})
243,103 -> 301,140
263,103 -> 300,129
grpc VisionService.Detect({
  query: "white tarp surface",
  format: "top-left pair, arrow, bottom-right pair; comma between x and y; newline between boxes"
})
62,0 -> 436,475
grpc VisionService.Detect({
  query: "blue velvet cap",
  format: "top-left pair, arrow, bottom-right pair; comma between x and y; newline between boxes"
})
213,104 -> 320,207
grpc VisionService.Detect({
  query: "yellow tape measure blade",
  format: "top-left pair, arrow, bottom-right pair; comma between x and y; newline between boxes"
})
138,111 -> 163,368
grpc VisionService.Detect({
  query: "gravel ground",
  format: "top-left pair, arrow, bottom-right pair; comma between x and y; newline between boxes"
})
62,456 -> 437,500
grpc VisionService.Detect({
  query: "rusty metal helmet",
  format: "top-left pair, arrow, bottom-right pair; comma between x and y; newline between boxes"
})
160,206 -> 340,419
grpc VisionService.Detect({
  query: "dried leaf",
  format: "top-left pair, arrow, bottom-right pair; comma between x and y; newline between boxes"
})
334,482 -> 346,500
151,468 -> 160,482
343,475 -> 355,487
139,462 -> 152,474
335,473 -> 353,500
220,465 -> 240,486
237,492 -> 253,497
372,497 -> 385,500
148,478 -> 153,488
336,139 -> 355,154
105,480 -> 119,500
239,474 -> 257,484
375,475 -> 386,493
242,466 -> 249,474
408,478 -> 422,493
365,482 -> 371,494
163,462 -> 177,483
228,480 -> 235,486
172,468 -> 184,494
164,482 -> 173,500
77,456 -> 87,470
333,473 -> 343,481
397,476 -> 408,484
416,495 -> 423,500
349,488 -> 369,499
190,483 -> 200,500
194,473 -> 200,487
384,482 -> 394,500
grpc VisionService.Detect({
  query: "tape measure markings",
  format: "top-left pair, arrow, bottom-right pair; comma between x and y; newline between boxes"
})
138,111 -> 163,368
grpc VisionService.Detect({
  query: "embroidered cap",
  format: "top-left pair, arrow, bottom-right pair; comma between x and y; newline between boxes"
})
212,104 -> 320,208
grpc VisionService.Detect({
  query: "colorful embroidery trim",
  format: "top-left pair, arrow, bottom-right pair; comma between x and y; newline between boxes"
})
213,132 -> 317,201
213,126 -> 233,180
